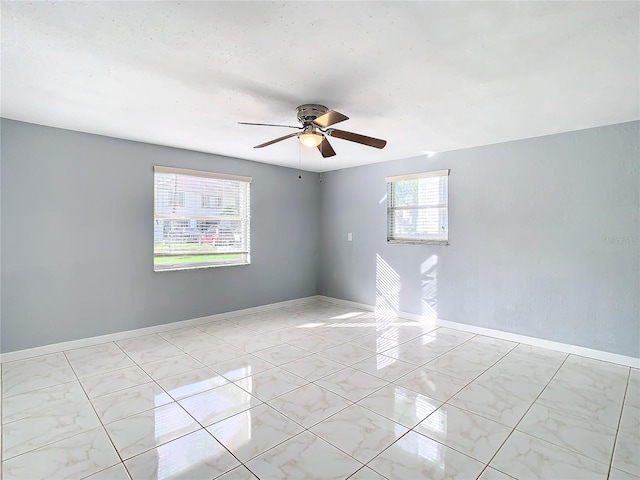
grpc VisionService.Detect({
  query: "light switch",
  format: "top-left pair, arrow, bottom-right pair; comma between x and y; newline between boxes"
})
347,232 -> 353,242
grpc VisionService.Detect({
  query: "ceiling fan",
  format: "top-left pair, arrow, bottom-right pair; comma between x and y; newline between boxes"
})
239,104 -> 387,158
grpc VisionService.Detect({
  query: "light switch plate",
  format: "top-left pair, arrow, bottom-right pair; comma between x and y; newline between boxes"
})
347,232 -> 353,242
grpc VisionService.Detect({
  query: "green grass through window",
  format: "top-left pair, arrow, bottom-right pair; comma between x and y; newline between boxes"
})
154,254 -> 242,265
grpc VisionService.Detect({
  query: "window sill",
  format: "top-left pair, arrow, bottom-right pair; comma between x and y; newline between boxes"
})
154,261 -> 250,272
387,239 -> 449,246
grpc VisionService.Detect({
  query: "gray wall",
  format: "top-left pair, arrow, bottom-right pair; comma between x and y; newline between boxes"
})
319,122 -> 640,357
2,119 -> 638,357
1,119 -> 321,353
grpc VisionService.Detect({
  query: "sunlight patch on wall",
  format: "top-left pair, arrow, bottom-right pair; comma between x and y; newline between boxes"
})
376,254 -> 400,316
421,255 -> 438,321
375,254 -> 401,363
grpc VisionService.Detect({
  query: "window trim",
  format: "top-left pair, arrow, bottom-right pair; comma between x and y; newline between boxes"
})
155,166 -> 251,183
386,169 -> 450,246
154,166 -> 252,271
385,169 -> 449,183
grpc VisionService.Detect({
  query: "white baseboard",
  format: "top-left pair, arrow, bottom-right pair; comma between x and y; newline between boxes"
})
318,296 -> 640,369
4,294 -> 637,369
0,296 -> 321,363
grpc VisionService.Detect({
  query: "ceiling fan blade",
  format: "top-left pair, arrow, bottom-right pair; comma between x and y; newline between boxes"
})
327,129 -> 387,149
239,122 -> 301,129
317,137 -> 336,158
254,132 -> 299,148
313,110 -> 349,128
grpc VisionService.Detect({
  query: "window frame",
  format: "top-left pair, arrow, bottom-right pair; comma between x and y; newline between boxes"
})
386,169 -> 450,246
154,166 -> 252,272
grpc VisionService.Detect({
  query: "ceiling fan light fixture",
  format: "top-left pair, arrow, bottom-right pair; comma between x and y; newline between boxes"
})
298,133 -> 323,148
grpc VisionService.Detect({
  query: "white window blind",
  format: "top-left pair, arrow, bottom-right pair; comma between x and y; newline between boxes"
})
154,166 -> 251,271
386,169 -> 449,245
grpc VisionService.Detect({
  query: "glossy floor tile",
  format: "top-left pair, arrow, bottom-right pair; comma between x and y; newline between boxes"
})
207,403 -> 304,462
104,402 -> 200,460
208,353 -> 277,381
157,366 -> 228,400
612,430 -> 640,477
351,354 -> 418,382
2,380 -> 89,424
490,430 -> 610,479
233,367 -> 309,401
279,353 -> 347,381
1,353 -> 76,398
414,403 -> 512,463
2,427 -> 120,480
367,430 -> 485,479
1,300 -> 637,479
66,343 -> 136,379
85,462 -> 133,480
79,365 -> 153,399
245,431 -> 363,480
356,384 -> 441,428
515,403 -> 617,465
2,397 -> 101,459
269,383 -> 352,428
124,429 -> 240,479
91,383 -> 173,424
310,404 -> 409,463
177,382 -> 262,426
315,367 -> 388,402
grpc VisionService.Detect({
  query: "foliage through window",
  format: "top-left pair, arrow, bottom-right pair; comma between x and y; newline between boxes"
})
154,166 -> 251,271
386,169 -> 449,244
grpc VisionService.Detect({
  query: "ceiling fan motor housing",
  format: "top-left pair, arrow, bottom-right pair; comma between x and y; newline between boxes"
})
296,104 -> 328,126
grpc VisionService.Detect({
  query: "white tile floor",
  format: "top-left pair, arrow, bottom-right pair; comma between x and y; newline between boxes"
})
1,300 -> 638,480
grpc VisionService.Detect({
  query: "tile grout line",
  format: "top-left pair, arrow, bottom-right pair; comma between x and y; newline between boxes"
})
606,367 -> 631,480
282,336 -> 520,479
79,332 -> 272,480
63,348 -> 131,479
201,315 -> 424,478
396,341 -> 524,480
3,349 -> 135,479
407,339 -> 520,422
5,304 -> 634,480
271,326 -> 517,477
478,352 -> 570,478
109,306 -> 348,479
0,314 -> 434,479
71,337 -> 243,479
1,355 -> 110,466
0,314 -> 503,462
504,354 -> 630,475
0,305 -> 339,480
107,332 -> 263,477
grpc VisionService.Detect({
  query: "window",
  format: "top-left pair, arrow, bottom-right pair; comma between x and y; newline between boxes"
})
386,169 -> 449,245
154,166 -> 251,271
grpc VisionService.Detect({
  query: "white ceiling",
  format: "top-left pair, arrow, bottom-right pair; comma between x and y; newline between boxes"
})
1,2 -> 638,172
